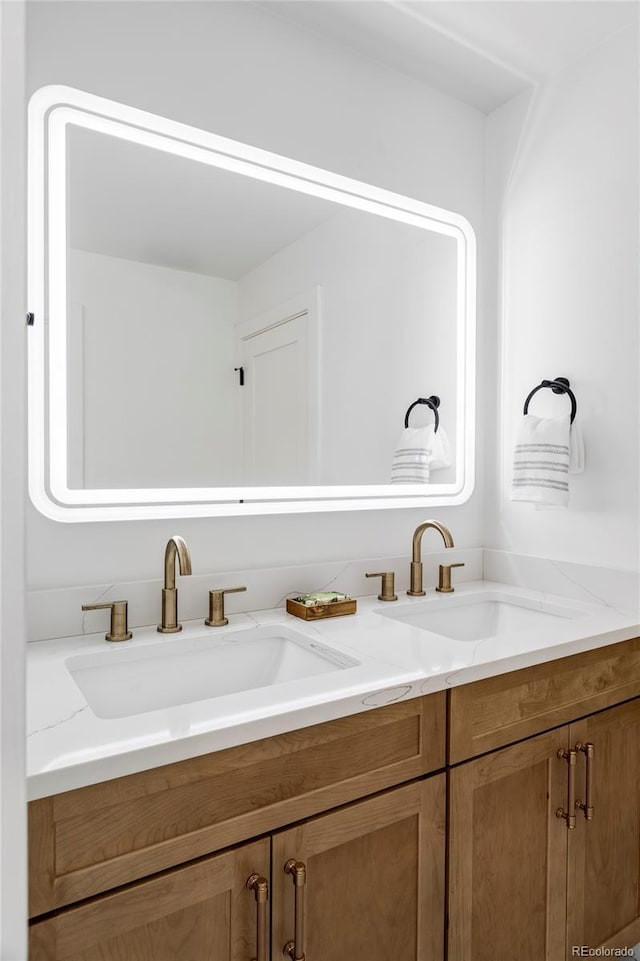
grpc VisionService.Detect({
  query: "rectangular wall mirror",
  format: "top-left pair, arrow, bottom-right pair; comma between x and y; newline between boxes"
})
28,85 -> 476,521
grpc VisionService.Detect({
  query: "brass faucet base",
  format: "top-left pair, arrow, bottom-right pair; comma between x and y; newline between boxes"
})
205,616 -> 228,627
158,586 -> 183,633
408,561 -> 426,596
105,631 -> 133,641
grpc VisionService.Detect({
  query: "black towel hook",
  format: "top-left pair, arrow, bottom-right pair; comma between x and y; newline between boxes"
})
523,376 -> 577,424
404,395 -> 440,432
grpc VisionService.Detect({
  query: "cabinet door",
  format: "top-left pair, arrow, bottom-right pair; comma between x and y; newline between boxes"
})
568,698 -> 640,953
448,729 -> 570,961
29,838 -> 269,961
272,776 -> 445,961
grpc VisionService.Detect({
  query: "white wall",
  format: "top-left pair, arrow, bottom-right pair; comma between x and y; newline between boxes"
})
26,1 -> 486,590
0,3 -> 27,956
238,208 -> 458,485
69,250 -> 240,488
486,25 -> 639,570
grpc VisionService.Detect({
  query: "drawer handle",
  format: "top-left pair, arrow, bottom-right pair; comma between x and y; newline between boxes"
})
575,741 -> 595,821
556,747 -> 577,829
246,874 -> 269,961
283,859 -> 306,960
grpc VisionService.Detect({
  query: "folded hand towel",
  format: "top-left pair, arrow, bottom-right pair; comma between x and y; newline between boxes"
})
391,425 -> 451,484
568,423 -> 585,475
533,421 -> 585,510
511,414 -> 572,507
427,425 -> 452,472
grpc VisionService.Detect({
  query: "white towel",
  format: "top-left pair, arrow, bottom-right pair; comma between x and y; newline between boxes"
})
391,425 -> 451,484
511,413 -> 582,507
567,422 -> 585,475
533,421 -> 585,510
427,425 -> 452,471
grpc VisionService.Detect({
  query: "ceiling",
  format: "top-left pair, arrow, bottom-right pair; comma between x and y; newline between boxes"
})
67,1 -> 638,275
258,1 -> 638,113
69,126 -> 340,279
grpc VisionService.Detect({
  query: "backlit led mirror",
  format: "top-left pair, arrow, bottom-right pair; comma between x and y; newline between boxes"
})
28,85 -> 476,520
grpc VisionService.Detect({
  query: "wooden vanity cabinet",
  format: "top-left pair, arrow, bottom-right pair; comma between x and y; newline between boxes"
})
30,777 -> 446,961
28,693 -> 447,961
29,693 -> 445,917
448,637 -> 640,961
28,637 -> 640,961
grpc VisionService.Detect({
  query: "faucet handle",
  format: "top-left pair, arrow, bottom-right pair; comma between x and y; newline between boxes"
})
436,563 -> 465,594
205,586 -> 247,627
81,600 -> 132,641
365,571 -> 398,602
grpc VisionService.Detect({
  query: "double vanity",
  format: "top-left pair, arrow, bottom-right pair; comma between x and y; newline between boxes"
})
26,538 -> 640,960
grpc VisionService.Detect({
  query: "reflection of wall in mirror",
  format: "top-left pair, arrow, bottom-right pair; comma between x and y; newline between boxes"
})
68,250 -> 241,488
238,208 -> 458,485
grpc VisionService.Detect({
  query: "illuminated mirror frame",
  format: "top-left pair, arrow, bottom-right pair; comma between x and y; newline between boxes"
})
28,85 -> 476,522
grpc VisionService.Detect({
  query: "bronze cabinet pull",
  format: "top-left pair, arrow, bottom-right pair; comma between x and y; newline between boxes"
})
246,874 -> 269,961
283,859 -> 306,960
556,747 -> 578,829
575,741 -> 595,821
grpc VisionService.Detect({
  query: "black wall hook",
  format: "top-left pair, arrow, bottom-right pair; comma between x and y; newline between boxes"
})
523,376 -> 577,424
404,395 -> 440,432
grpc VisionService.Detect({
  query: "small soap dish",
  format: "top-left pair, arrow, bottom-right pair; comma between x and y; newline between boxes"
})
286,592 -> 357,621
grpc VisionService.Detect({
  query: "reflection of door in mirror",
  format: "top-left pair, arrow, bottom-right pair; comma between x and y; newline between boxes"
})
239,290 -> 319,486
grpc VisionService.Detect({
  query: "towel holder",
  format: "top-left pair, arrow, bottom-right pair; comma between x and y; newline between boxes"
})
404,395 -> 440,432
523,376 -> 577,424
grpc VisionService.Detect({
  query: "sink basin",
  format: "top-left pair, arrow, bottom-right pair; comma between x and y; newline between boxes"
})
378,591 -> 586,642
66,625 -> 359,719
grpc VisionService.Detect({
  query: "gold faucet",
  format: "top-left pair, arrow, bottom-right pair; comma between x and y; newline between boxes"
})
158,536 -> 192,633
408,520 -> 454,596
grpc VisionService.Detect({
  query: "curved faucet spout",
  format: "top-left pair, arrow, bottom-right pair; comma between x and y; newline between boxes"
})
411,520 -> 454,562
164,535 -> 192,591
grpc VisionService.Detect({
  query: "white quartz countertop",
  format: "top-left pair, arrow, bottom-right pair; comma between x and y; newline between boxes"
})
27,580 -> 639,800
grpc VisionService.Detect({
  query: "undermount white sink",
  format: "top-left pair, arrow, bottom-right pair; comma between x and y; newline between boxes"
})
377,591 -> 586,642
66,625 -> 359,719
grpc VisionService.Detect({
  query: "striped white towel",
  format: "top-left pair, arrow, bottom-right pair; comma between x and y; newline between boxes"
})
511,414 -> 572,506
534,421 -> 585,510
391,426 -> 451,484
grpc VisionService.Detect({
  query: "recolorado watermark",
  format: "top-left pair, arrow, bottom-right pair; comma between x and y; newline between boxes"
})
571,949 -> 635,958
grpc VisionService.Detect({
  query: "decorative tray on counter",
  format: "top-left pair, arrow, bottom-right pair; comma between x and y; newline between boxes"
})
286,592 -> 357,621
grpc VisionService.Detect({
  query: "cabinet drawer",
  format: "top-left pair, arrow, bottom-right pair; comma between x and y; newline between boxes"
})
448,636 -> 640,763
30,692 -> 445,915
29,838 -> 270,961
